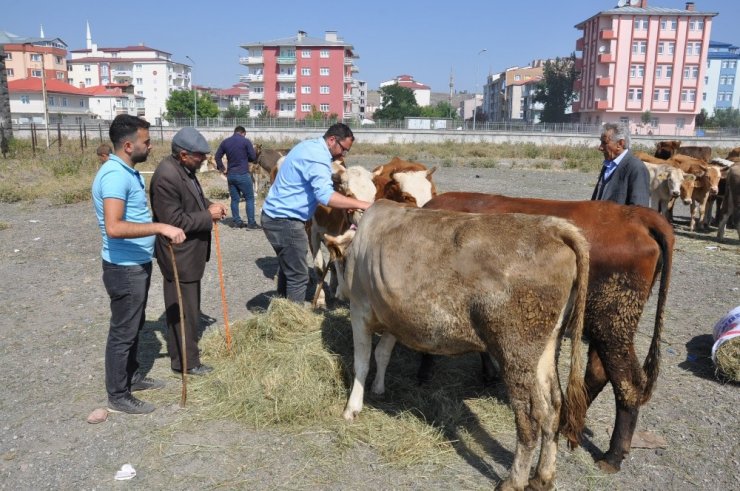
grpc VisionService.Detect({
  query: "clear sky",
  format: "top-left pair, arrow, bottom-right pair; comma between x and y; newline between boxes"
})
2,0 -> 738,94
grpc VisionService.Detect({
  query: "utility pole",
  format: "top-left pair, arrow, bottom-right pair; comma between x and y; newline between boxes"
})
185,56 -> 197,127
472,49 -> 487,131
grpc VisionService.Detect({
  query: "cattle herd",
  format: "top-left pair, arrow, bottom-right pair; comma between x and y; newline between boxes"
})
227,140 -> 738,490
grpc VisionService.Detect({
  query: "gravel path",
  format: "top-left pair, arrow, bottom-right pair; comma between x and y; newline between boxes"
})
0,163 -> 738,490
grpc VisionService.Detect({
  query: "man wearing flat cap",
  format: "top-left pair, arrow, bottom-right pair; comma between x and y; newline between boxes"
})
150,127 -> 227,375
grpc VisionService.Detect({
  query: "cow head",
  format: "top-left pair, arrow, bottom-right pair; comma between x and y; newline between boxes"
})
655,167 -> 683,199
655,140 -> 681,160
334,166 -> 376,225
324,229 -> 356,301
254,142 -> 263,160
706,166 -> 722,195
679,173 -> 696,205
390,168 -> 437,207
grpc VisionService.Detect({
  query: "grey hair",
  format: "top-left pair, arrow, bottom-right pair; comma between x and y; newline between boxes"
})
171,143 -> 187,157
602,122 -> 630,148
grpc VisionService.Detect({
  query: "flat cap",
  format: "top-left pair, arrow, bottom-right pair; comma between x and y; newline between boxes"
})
172,127 -> 210,154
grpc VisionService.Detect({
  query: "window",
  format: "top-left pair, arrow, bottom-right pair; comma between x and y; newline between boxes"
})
663,89 -> 670,101
251,85 -> 263,93
5,68 -> 13,77
660,19 -> 677,30
84,64 -> 91,72
681,89 -> 696,102
31,69 -> 42,77
720,77 -> 727,85
301,67 -> 311,76
134,64 -> 142,71
665,65 -> 673,78
705,76 -> 709,84
703,92 -> 707,101
56,72 -> 64,79
730,61 -> 737,69
30,53 -> 41,62
79,99 -> 85,107
729,77 -> 736,85
320,85 -> 330,94
514,75 -> 521,81
62,97 -> 68,107
630,64 -> 644,78
634,17 -> 648,30
301,85 -> 311,94
632,41 -> 647,54
722,61 -> 728,68
654,89 -> 661,101
319,49 -> 329,58
4,52 -> 11,60
55,56 -> 63,64
690,19 -> 704,31
655,65 -> 662,78
676,118 -> 685,129
85,78 -> 92,85
301,49 -> 311,58
21,95 -> 30,104
684,65 -> 698,79
48,96 -> 56,106
301,103 -> 311,112
319,67 -> 329,76
629,88 -> 643,101
135,78 -> 143,85
319,103 -> 330,112
687,42 -> 702,56
667,42 -> 675,55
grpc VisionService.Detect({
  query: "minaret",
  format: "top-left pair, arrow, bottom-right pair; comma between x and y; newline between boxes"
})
39,24 -> 45,38
86,21 -> 92,50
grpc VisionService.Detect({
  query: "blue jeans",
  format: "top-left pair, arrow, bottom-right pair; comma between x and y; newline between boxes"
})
227,172 -> 256,225
261,212 -> 309,303
102,260 -> 152,400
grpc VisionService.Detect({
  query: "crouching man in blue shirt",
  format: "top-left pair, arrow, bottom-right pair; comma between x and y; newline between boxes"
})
261,123 -> 371,303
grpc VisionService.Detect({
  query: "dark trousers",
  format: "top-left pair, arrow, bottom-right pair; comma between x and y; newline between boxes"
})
163,278 -> 202,371
228,172 -> 256,225
261,212 -> 309,303
102,260 -> 152,400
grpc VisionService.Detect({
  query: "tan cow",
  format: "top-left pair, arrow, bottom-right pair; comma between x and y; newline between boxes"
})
689,165 -> 722,232
644,162 -> 685,218
327,200 -> 589,490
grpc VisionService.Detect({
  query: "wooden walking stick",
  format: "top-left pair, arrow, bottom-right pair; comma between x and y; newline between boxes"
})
213,222 -> 232,353
167,242 -> 188,408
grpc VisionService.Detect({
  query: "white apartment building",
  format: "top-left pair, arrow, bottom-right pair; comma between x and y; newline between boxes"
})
67,23 -> 190,125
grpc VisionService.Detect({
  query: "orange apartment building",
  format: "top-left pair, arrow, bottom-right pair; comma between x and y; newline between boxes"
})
240,30 -> 358,121
573,0 -> 717,136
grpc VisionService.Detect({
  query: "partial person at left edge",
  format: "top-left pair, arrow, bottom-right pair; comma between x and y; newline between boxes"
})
92,114 -> 186,415
150,127 -> 227,376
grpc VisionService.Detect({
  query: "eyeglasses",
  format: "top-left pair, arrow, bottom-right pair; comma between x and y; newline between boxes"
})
335,139 -> 350,155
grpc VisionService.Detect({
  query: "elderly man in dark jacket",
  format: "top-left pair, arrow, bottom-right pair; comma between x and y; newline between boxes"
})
592,122 -> 650,206
150,127 -> 226,375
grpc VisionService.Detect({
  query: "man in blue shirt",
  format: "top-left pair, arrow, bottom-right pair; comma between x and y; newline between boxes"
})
261,123 -> 371,303
215,126 -> 259,229
92,114 -> 185,415
592,122 -> 650,206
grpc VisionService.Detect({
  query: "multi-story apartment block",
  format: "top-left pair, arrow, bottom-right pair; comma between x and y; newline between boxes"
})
483,62 -> 544,122
573,0 -> 716,136
67,23 -> 190,125
0,30 -> 69,83
701,40 -> 740,116
240,30 -> 358,121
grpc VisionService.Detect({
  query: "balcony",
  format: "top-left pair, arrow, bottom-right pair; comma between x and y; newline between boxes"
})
343,93 -> 352,101
596,100 -> 609,110
575,37 -> 584,51
249,92 -> 264,100
276,56 -> 296,65
598,53 -> 614,63
600,30 -> 616,40
277,110 -> 295,118
239,56 -> 263,65
277,73 -> 296,82
597,76 -> 613,87
277,92 -> 296,100
344,57 -> 354,65
244,74 -> 264,82
343,76 -> 352,83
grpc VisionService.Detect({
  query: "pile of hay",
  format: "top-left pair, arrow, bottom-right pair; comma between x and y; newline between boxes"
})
187,299 -> 514,467
711,306 -> 740,382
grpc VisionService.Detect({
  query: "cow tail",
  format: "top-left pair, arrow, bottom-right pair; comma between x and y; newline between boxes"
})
642,218 -> 675,404
558,222 -> 590,450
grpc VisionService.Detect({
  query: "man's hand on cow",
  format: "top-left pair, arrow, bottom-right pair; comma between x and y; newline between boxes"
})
161,224 -> 186,244
209,203 -> 227,222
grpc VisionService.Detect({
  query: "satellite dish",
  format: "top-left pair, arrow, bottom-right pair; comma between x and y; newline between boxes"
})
599,46 -> 606,54
617,0 -> 627,7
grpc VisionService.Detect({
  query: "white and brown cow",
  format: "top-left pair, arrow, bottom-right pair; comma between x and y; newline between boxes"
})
717,163 -> 740,240
422,192 -> 674,474
326,200 -> 589,491
371,157 -> 437,206
644,162 -> 685,218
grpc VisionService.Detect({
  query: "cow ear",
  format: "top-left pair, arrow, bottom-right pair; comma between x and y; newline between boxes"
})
427,166 -> 437,177
683,174 -> 696,182
372,166 -> 384,177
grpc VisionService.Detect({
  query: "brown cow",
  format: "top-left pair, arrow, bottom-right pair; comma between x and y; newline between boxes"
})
422,192 -> 674,474
328,200 -> 590,490
689,165 -> 722,232
717,163 -> 740,240
655,140 -> 712,162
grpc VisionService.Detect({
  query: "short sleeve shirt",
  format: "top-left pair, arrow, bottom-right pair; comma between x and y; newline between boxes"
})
92,155 -> 154,265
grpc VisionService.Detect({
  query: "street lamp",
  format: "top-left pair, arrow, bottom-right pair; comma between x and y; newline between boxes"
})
185,55 -> 197,127
472,48 -> 487,131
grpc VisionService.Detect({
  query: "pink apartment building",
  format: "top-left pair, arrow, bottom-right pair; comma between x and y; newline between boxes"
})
574,0 -> 716,136
240,31 -> 358,121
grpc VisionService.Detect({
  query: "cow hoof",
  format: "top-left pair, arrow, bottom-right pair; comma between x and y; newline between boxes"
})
342,408 -> 359,421
596,458 -> 621,474
527,476 -> 555,490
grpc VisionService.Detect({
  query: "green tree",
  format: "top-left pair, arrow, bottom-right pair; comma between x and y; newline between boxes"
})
221,104 -> 250,119
641,110 -> 652,125
257,107 -> 274,120
695,108 -> 708,127
165,90 -> 219,120
372,84 -> 421,120
420,101 -> 459,119
534,55 -> 577,123
710,107 -> 740,128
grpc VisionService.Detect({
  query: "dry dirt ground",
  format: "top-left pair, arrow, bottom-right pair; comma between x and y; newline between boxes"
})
0,161 -> 738,490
